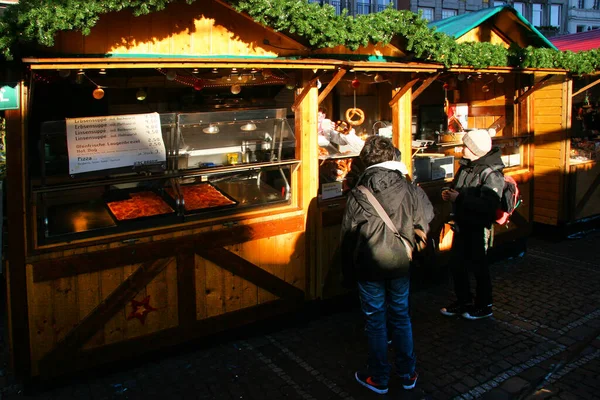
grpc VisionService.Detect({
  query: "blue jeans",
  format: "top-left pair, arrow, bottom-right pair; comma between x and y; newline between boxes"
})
357,278 -> 416,385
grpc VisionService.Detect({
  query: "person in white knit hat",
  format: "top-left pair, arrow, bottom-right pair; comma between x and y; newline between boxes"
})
440,129 -> 505,320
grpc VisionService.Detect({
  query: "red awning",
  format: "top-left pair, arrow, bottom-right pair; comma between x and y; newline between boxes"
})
551,29 -> 600,52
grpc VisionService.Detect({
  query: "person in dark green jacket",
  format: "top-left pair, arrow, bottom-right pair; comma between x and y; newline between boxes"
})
341,136 -> 432,394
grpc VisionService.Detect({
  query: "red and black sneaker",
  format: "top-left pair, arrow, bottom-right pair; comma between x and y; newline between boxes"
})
355,371 -> 388,394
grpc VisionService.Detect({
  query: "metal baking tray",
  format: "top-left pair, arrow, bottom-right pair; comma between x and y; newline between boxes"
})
45,200 -> 117,237
165,182 -> 238,214
104,189 -> 175,222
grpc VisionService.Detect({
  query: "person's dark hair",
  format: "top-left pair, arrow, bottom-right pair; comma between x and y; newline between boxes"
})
359,136 -> 396,167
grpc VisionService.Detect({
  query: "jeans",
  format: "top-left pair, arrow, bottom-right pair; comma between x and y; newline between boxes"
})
450,225 -> 493,306
357,278 -> 416,385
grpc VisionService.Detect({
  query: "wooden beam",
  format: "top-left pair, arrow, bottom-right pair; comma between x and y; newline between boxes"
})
389,78 -> 419,107
572,77 -> 600,98
291,73 -> 322,112
514,75 -> 554,104
199,247 -> 305,300
411,73 -> 440,102
32,215 -> 305,281
318,68 -> 346,105
39,258 -> 173,375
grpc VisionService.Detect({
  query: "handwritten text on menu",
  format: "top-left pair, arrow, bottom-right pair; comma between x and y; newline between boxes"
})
66,113 -> 166,174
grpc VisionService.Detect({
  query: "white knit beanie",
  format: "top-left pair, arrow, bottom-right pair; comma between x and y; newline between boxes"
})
462,129 -> 492,160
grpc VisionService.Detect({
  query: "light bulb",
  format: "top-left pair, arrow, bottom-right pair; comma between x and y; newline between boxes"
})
58,69 -> 71,78
166,70 -> 177,81
231,84 -> 241,95
192,68 -> 199,74
75,72 -> 85,85
457,73 -> 466,81
99,68 -> 107,75
286,82 -> 295,90
497,75 -> 505,84
316,79 -> 322,89
92,87 -> 105,100
482,85 -> 490,93
374,73 -> 383,83
136,89 -> 147,101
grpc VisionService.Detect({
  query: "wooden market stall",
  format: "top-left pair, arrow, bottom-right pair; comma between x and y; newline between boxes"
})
3,0 -> 447,379
4,0 -> 334,380
539,31 -> 600,229
2,1 -> 574,380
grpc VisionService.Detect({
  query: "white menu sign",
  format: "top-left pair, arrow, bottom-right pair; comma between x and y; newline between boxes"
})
66,113 -> 166,174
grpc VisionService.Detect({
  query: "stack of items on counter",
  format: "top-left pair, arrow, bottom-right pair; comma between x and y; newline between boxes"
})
571,137 -> 600,161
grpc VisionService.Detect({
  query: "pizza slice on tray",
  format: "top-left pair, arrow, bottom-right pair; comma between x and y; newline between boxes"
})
106,191 -> 174,221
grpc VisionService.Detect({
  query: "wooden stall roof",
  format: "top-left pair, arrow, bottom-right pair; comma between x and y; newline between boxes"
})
551,29 -> 600,52
429,5 -> 557,50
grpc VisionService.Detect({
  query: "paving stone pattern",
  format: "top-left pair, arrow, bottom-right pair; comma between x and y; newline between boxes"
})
1,230 -> 599,400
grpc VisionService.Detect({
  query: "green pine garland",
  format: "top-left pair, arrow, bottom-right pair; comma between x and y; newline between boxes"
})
0,0 -> 599,75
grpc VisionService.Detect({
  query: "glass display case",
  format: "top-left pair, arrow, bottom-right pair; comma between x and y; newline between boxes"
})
31,109 -> 299,246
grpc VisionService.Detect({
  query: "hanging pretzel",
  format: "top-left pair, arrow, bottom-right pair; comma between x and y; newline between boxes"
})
345,108 -> 365,126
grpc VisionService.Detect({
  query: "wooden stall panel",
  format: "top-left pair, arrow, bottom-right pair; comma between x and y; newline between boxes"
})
571,162 -> 600,220
533,75 -> 568,225
52,1 -> 301,57
195,231 -> 305,319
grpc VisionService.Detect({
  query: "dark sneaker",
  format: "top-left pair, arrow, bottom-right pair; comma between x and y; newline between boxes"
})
401,371 -> 418,390
462,304 -> 493,320
440,301 -> 470,317
355,371 -> 388,394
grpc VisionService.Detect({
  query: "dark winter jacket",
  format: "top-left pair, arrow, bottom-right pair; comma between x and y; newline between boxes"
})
452,147 -> 505,229
340,162 -> 433,282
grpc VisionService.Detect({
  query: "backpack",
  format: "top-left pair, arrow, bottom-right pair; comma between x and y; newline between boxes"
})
482,168 -> 522,225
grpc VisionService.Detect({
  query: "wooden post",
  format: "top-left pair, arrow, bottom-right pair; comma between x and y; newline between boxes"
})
295,70 -> 319,299
5,79 -> 32,380
391,75 -> 414,177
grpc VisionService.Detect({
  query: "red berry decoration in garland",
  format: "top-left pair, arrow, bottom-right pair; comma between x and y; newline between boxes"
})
194,80 -> 204,91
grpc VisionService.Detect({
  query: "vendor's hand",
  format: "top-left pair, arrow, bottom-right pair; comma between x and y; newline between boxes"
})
442,189 -> 459,202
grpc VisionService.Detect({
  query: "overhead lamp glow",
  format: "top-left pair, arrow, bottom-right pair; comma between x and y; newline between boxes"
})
192,68 -> 199,74
240,122 -> 257,131
203,124 -> 220,134
166,70 -> 177,81
92,87 -> 105,100
99,68 -> 107,75
136,88 -> 147,101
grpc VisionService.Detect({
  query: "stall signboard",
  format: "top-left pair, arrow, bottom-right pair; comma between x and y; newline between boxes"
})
0,83 -> 19,110
66,113 -> 166,174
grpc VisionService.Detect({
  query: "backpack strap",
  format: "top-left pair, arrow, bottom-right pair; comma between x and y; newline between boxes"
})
356,185 -> 413,260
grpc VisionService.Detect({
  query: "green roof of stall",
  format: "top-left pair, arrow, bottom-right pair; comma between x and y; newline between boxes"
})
428,5 -> 557,50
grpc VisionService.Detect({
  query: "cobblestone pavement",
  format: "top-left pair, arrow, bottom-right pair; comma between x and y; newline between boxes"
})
1,228 -> 599,400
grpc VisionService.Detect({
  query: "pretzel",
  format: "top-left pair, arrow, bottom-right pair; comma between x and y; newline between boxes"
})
345,107 -> 365,126
335,120 -> 350,134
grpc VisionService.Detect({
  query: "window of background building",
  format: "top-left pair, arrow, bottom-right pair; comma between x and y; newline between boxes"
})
532,3 -> 542,27
595,0 -> 600,10
377,0 -> 396,12
442,8 -> 457,19
418,7 -> 434,21
550,4 -> 561,27
577,25 -> 588,32
493,1 -> 506,6
577,0 -> 584,8
513,2 -> 524,16
356,1 -> 371,14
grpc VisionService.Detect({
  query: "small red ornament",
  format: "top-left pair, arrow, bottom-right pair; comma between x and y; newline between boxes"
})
127,295 -> 157,325
351,79 -> 361,89
443,83 -> 449,90
194,80 -> 204,91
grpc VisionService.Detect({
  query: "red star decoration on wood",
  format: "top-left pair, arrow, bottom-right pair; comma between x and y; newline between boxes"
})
127,295 -> 157,325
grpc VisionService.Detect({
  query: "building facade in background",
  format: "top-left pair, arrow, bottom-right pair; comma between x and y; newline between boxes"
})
308,0 -> 599,37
